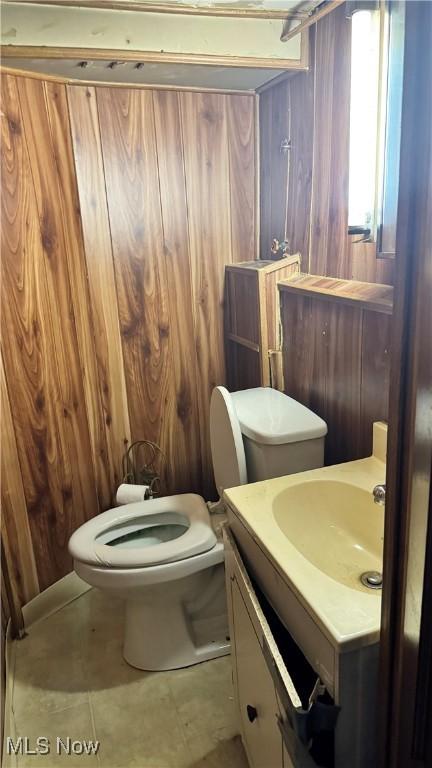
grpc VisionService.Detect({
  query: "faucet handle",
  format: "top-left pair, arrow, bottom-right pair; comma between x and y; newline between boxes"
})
373,484 -> 386,505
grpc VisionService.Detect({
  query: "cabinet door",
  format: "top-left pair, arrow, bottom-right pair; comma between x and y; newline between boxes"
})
231,576 -> 283,768
224,527 -> 320,768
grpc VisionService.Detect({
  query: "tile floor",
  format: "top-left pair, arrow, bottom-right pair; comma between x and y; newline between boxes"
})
6,589 -> 248,768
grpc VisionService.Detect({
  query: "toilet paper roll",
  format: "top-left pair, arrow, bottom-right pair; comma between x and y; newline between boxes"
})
116,483 -> 150,506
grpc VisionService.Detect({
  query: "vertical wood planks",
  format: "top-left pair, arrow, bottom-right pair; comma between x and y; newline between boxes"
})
360,311 -> 391,456
153,90 -> 203,494
285,29 -> 315,268
324,302 -> 362,462
308,9 -> 338,276
259,81 -> 290,260
43,80 -> 119,511
1,355 -> 39,606
227,95 -> 257,262
180,91 -> 233,498
281,288 -> 391,466
1,74 -> 98,589
97,87 -> 172,488
281,293 -> 328,417
1,75 -> 258,609
67,85 -> 131,505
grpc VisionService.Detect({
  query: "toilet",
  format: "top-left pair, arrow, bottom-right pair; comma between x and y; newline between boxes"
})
69,386 -> 327,671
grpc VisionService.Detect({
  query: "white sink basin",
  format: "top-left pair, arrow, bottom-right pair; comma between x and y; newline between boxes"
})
272,480 -> 384,591
224,424 -> 388,650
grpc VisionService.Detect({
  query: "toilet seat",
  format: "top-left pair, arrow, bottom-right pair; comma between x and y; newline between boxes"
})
68,494 -> 216,569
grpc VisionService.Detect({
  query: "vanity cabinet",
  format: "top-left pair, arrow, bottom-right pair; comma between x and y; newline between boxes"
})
224,523 -> 379,768
224,527 -> 337,768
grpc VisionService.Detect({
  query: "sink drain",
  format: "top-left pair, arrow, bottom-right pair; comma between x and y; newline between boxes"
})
360,571 -> 383,589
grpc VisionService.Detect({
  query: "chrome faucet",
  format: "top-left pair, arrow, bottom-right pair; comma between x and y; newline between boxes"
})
373,484 -> 386,505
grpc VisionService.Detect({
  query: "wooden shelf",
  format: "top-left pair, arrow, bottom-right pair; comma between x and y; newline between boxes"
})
227,255 -> 301,274
278,274 -> 394,315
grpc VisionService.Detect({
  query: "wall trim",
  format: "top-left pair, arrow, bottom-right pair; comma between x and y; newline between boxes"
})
0,44 -> 309,71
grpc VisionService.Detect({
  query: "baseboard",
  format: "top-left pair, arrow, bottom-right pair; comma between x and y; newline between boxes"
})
22,571 -> 91,630
2,620 -> 17,768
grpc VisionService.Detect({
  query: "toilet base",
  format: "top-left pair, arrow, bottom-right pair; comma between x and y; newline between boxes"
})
123,560 -> 230,671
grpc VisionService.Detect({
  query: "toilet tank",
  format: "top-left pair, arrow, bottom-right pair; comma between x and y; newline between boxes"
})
231,388 -> 327,482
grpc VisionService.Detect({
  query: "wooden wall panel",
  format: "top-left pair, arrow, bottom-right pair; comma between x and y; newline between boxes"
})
259,3 -> 395,285
285,30 -> 315,268
324,302 -> 362,463
180,92 -> 233,498
281,290 -> 392,465
153,91 -> 203,493
1,73 -> 257,610
280,295 -> 327,417
66,85 -> 131,510
309,6 -> 351,278
97,87 -> 173,490
1,356 -> 39,608
227,94 -> 257,262
1,74 -> 98,590
259,80 -> 290,260
43,80 -> 115,512
359,311 -> 391,456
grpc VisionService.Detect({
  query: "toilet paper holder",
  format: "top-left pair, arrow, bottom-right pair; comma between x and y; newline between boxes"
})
121,440 -> 164,498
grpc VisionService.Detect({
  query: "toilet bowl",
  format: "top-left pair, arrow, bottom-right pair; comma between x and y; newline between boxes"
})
70,386 -> 327,672
69,494 -> 229,670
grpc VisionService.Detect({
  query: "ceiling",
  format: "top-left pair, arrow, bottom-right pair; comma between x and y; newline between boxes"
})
2,57 -> 291,91
0,0 -> 311,91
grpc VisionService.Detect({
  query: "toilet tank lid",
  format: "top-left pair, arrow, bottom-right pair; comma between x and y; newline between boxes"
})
231,388 -> 327,445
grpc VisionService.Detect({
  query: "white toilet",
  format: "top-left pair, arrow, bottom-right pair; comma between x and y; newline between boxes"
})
69,386 -> 327,671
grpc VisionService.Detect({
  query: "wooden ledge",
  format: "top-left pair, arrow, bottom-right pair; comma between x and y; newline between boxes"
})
278,274 -> 394,314
226,254 -> 301,275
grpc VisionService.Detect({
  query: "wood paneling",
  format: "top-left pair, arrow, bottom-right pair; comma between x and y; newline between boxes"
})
153,90 -> 203,494
1,356 -> 39,610
1,73 -> 98,592
259,79 -> 290,260
66,85 -> 131,510
280,283 -> 392,465
309,4 -> 351,278
227,95 -> 257,262
284,28 -> 315,267
97,87 -> 172,487
181,91 -> 234,497
259,3 -> 395,285
1,74 -> 257,614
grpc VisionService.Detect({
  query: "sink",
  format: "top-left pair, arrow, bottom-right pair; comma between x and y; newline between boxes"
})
272,480 -> 384,591
224,423 -> 388,649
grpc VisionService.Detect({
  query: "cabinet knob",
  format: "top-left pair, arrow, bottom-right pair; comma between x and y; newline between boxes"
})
246,704 -> 258,723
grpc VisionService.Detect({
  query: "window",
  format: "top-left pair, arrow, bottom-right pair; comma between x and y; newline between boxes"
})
348,8 -> 381,236
348,1 -> 405,254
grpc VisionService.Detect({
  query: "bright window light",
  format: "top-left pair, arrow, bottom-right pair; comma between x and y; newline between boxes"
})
348,10 -> 381,231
